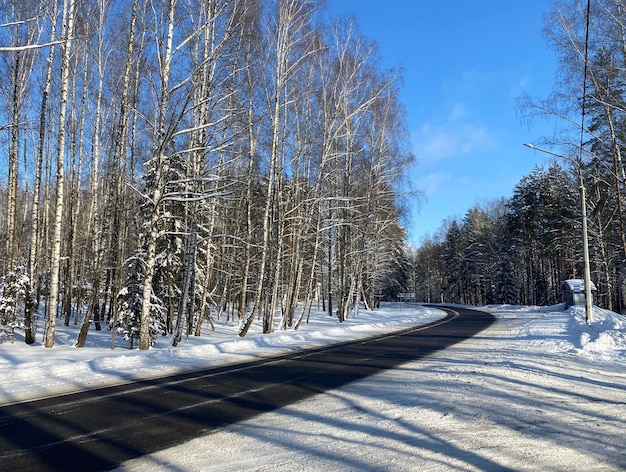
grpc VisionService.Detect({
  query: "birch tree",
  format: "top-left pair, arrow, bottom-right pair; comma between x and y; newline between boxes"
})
26,1 -> 58,344
0,0 -> 420,347
76,0 -> 124,347
239,0 -> 319,336
125,0 -> 246,349
0,1 -> 39,273
0,0 -> 52,344
45,0 -> 76,348
104,0 -> 147,346
133,0 -> 179,350
321,17 -> 396,321
170,0 -> 245,344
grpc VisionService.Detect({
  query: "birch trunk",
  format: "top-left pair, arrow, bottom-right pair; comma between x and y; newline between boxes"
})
4,2 -> 39,273
63,49 -> 85,327
239,0 -> 316,336
237,29 -> 260,321
5,54 -> 20,273
139,0 -> 176,351
76,0 -> 119,347
25,5 -> 58,345
45,0 -> 76,348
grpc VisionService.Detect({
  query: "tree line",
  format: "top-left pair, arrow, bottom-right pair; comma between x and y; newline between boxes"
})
407,166 -> 588,308
0,0 -> 414,349
409,0 -> 626,314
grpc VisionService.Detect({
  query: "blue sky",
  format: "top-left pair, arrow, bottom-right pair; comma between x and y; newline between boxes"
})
328,1 -> 560,246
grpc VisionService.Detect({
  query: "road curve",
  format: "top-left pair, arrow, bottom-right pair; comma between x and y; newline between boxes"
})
0,305 -> 494,471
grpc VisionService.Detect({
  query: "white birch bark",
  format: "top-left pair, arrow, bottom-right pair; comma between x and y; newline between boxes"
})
45,0 -> 76,348
28,8 -> 57,302
76,0 -> 116,346
4,2 -> 40,273
138,0 -> 177,350
240,0 -> 317,337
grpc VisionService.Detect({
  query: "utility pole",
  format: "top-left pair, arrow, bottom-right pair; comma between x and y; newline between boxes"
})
580,180 -> 593,322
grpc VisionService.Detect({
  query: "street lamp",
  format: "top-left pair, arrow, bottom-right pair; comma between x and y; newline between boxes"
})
523,143 -> 593,323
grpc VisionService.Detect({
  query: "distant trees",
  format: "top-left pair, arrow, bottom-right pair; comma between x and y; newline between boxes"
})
0,0 -> 414,348
408,161 -> 625,311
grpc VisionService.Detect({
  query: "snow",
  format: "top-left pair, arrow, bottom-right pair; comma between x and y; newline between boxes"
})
2,303 -> 625,471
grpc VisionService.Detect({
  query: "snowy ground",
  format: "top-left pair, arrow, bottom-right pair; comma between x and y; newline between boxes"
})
1,303 -> 625,471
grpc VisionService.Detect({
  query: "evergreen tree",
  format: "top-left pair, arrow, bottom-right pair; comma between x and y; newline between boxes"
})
493,258 -> 517,305
0,266 -> 32,344
443,221 -> 464,303
115,252 -> 166,349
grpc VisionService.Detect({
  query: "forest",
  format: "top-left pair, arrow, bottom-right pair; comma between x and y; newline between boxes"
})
2,0 -> 626,352
0,0 -> 414,350
408,1 -> 626,316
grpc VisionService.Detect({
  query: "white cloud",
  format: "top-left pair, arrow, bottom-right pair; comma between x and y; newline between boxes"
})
414,172 -> 448,197
414,120 -> 497,164
447,102 -> 468,121
516,75 -> 531,90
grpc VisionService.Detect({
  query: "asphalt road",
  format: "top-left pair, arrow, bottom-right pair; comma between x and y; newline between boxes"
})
0,305 -> 495,471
